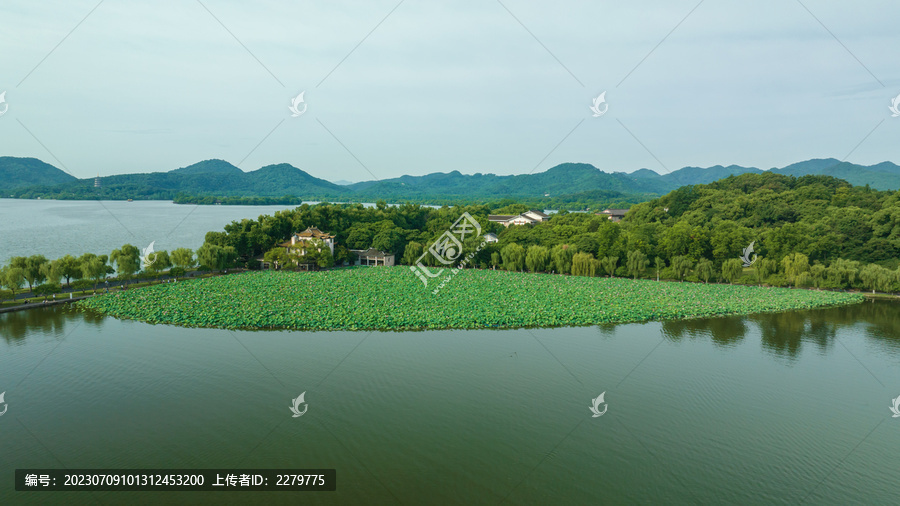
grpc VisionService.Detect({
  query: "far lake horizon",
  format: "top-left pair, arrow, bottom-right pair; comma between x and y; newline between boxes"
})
0,199 -> 442,264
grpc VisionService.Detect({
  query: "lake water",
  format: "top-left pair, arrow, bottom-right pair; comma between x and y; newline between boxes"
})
0,199 -> 308,264
1,300 -> 899,505
0,199 -> 439,265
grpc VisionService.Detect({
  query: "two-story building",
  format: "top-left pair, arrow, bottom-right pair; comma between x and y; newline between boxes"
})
281,227 -> 335,255
350,248 -> 395,266
488,210 -> 550,227
598,209 -> 629,223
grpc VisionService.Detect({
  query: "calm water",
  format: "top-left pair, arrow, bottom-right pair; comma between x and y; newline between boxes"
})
0,199 -> 306,264
0,199 -> 434,265
1,301 -> 899,505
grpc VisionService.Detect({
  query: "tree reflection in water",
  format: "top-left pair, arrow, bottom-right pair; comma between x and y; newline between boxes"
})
0,306 -> 102,344
3,300 -> 898,361
654,299 -> 899,360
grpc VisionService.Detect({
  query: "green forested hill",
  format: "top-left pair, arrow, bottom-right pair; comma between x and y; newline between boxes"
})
4,156 -> 900,207
7,160 -> 350,201
625,172 -> 900,264
347,158 -> 900,199
169,159 -> 244,176
775,159 -> 900,189
346,163 -> 670,198
0,157 -> 77,191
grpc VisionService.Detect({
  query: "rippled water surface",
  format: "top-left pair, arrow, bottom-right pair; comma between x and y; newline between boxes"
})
1,300 -> 899,505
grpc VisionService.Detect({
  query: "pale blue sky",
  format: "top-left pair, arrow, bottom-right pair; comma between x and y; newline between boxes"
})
1,0 -> 898,182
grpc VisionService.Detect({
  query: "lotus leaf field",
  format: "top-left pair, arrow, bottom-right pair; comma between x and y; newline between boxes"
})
75,267 -> 865,331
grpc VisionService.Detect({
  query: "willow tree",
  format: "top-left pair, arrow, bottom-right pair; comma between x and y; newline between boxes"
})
19,255 -> 48,291
654,257 -> 665,282
39,260 -> 64,286
781,252 -> 810,288
722,258 -> 743,284
754,257 -> 775,286
56,254 -> 82,287
500,243 -> 525,272
197,243 -> 237,272
110,244 -> 141,285
1,266 -> 25,297
626,250 -> 649,280
401,242 -> 423,266
671,256 -> 694,282
695,258 -> 715,283
79,253 -> 109,289
860,263 -> 894,294
525,245 -> 550,273
600,256 -> 618,278
551,244 -> 575,275
571,252 -> 596,277
145,250 -> 172,276
171,248 -> 197,272
809,263 -> 826,289
826,258 -> 860,289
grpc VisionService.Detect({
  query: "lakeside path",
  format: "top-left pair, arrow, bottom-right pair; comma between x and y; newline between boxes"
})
76,267 -> 865,331
0,295 -> 92,314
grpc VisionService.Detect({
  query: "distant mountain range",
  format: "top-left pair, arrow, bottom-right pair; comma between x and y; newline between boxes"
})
1,156 -> 898,205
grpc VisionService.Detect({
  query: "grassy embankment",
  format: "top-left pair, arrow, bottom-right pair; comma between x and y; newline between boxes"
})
77,267 -> 865,331
0,273 -> 221,310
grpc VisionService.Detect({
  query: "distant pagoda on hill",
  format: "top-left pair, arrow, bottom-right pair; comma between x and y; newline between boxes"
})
94,173 -> 101,188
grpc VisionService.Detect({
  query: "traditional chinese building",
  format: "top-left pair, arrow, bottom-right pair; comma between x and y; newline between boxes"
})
280,227 -> 335,255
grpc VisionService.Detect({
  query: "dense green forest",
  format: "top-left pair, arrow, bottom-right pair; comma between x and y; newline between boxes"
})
195,172 -> 899,292
4,172 -> 900,301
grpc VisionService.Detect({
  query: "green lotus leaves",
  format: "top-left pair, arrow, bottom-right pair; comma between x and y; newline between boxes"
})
77,267 -> 864,331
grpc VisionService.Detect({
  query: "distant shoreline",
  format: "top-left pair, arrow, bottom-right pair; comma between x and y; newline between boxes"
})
0,197 -> 447,208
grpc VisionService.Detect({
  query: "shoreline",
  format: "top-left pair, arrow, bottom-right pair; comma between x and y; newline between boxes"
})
76,268 -> 867,332
0,295 -> 92,314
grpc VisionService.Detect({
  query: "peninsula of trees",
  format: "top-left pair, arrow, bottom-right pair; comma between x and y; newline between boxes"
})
3,172 -> 899,308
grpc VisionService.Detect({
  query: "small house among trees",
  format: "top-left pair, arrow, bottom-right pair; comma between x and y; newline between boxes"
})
488,210 -> 549,227
598,208 -> 629,222
350,248 -> 395,266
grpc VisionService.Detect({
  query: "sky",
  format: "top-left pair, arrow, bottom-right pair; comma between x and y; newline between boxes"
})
1,0 -> 899,183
